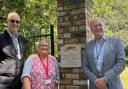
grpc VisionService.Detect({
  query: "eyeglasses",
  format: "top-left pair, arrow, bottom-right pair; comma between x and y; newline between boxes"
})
9,19 -> 20,24
40,45 -> 49,49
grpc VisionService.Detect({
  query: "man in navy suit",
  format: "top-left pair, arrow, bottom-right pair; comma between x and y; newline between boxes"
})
83,17 -> 125,89
0,12 -> 28,89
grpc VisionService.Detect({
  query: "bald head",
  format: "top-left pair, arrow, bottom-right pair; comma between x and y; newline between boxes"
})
90,17 -> 105,40
90,17 -> 105,27
7,12 -> 20,35
7,12 -> 20,20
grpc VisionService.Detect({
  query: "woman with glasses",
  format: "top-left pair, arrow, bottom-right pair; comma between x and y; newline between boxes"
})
21,38 -> 60,89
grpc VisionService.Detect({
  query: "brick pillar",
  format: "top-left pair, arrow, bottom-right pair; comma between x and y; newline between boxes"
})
57,0 -> 93,89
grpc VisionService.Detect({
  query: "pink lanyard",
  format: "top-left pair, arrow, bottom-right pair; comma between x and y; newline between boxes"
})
38,54 -> 49,77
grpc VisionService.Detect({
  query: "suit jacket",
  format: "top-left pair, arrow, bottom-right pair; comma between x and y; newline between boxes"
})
82,36 -> 125,89
0,30 -> 28,89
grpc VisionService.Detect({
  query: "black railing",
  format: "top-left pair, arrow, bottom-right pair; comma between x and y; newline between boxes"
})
24,25 -> 55,56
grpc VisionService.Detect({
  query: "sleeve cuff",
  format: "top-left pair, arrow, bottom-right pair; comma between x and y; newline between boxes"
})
21,74 -> 31,82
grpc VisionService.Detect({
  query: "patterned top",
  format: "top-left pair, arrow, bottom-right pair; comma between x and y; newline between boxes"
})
21,54 -> 60,89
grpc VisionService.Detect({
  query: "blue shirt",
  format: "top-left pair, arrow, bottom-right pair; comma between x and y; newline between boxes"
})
94,36 -> 106,72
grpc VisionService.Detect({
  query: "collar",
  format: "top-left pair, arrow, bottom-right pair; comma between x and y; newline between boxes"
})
103,35 -> 106,41
7,29 -> 18,38
95,35 -> 106,44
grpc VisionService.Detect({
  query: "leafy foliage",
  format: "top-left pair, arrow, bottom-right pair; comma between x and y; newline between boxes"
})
0,0 -> 58,56
94,0 -> 128,56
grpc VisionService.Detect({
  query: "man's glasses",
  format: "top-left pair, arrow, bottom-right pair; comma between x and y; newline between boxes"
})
9,19 -> 20,24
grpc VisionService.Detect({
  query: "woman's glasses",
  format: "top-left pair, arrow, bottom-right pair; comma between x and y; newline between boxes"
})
40,45 -> 49,49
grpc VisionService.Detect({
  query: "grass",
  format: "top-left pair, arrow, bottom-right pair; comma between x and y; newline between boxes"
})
121,66 -> 128,89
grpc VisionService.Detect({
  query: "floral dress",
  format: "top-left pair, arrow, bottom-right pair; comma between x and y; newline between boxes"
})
21,54 -> 60,89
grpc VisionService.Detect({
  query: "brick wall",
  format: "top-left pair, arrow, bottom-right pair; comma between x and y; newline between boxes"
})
57,0 -> 93,89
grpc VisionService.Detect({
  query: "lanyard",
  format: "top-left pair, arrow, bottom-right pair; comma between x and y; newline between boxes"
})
38,54 -> 49,77
95,40 -> 105,60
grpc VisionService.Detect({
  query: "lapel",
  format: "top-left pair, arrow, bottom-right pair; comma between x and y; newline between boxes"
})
88,40 -> 97,70
4,30 -> 25,59
4,30 -> 17,58
89,36 -> 110,73
101,36 -> 110,71
5,30 -> 13,46
18,35 -> 23,58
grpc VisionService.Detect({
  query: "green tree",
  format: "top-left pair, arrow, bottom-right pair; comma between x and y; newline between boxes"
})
0,0 -> 58,56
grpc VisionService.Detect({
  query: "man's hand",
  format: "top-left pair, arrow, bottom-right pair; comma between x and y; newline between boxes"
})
95,78 -> 108,89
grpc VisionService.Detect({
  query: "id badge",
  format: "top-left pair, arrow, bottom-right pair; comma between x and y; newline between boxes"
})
44,79 -> 52,85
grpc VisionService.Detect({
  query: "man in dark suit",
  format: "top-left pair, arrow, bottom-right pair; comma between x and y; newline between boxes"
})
0,12 -> 28,89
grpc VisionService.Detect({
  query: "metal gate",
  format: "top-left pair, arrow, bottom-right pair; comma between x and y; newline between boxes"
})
24,25 -> 55,56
